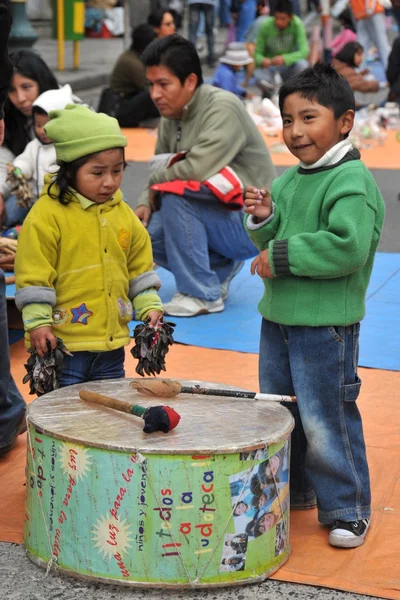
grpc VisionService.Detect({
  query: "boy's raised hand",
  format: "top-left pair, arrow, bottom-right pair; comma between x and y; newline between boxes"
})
244,186 -> 272,222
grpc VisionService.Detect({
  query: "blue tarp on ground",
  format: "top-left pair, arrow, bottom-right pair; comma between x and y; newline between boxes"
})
127,252 -> 400,371
7,255 -> 400,370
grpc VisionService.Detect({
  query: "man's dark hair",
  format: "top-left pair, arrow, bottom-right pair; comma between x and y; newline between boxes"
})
273,0 -> 294,15
279,63 -> 356,119
131,24 -> 156,54
141,34 -> 203,87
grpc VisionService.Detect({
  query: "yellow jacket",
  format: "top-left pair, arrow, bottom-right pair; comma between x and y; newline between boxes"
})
15,182 -> 161,352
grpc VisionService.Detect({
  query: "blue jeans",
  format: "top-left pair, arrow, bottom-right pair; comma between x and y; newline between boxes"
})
59,347 -> 125,388
236,0 -> 257,41
4,195 -> 30,228
0,270 -> 26,450
219,0 -> 231,25
255,60 -> 309,87
188,3 -> 215,64
356,12 -> 391,70
147,190 -> 258,301
259,319 -> 371,524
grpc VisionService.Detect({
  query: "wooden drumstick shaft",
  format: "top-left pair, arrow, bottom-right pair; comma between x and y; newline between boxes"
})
79,390 -> 137,415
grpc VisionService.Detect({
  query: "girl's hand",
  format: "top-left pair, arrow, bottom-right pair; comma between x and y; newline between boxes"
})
251,249 -> 274,279
244,186 -> 272,222
30,326 -> 57,357
146,311 -> 164,328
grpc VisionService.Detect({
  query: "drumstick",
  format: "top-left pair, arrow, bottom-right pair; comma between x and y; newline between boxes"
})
79,390 -> 180,433
131,379 -> 296,403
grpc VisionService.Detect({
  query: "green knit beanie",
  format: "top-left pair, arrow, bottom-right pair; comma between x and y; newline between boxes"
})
44,104 -> 127,163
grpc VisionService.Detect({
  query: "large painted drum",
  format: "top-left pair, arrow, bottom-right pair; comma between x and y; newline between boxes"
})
24,379 -> 294,588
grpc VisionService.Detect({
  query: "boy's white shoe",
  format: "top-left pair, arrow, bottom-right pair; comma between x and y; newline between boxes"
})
163,293 -> 224,317
329,518 -> 370,548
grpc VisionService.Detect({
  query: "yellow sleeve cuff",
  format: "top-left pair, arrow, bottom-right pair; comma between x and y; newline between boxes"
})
22,303 -> 53,332
133,289 -> 163,322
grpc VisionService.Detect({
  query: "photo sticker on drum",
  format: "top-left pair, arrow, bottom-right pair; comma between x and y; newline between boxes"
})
219,533 -> 248,572
229,443 -> 290,539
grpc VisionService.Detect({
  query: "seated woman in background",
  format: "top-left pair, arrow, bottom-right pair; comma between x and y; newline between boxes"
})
99,24 -> 159,128
148,9 -> 176,38
331,9 -> 357,58
332,42 -> 387,97
0,50 -> 59,228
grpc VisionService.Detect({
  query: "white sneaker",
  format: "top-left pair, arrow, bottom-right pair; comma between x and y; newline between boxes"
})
220,261 -> 245,301
329,518 -> 370,548
163,293 -> 224,317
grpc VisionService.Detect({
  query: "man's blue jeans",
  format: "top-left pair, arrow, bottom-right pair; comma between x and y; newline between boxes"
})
0,270 -> 26,451
255,60 -> 309,88
259,319 -> 371,524
236,0 -> 257,41
147,191 -> 258,301
59,347 -> 125,387
188,3 -> 215,64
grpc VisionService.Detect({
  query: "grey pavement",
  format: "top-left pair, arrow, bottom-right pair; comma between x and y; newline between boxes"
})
0,541 -> 380,600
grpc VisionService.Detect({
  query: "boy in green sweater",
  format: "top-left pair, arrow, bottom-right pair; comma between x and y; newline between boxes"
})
244,64 -> 385,549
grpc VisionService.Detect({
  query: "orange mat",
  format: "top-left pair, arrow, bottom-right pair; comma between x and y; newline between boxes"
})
122,127 -> 400,170
3,340 -> 400,598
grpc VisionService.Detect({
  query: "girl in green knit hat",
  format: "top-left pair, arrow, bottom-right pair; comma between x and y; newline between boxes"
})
15,104 -> 163,386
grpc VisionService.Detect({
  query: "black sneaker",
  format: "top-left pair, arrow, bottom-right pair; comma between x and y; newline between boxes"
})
329,518 -> 370,548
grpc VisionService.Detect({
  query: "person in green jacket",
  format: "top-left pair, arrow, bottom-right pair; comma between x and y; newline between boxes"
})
244,64 -> 385,549
254,0 -> 308,97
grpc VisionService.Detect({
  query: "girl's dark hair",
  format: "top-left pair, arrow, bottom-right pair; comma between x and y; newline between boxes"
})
5,50 -> 59,155
338,8 -> 356,32
279,63 -> 356,119
147,9 -> 171,29
142,34 -> 203,87
48,148 -> 126,205
32,106 -> 48,117
335,41 -> 363,67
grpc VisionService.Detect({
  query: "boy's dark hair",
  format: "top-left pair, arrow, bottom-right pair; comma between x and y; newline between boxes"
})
48,149 -> 126,205
335,41 -> 363,67
141,34 -> 203,87
279,63 -> 356,119
130,24 -> 156,54
273,0 -> 294,15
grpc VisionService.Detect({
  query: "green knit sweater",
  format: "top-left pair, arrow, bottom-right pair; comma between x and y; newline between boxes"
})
254,16 -> 309,67
244,152 -> 385,326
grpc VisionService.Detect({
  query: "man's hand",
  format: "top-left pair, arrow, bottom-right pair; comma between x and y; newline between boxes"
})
0,119 -> 4,145
29,326 -> 57,357
135,205 -> 152,228
251,249 -> 274,279
261,57 -> 271,68
244,186 -> 272,221
271,55 -> 285,66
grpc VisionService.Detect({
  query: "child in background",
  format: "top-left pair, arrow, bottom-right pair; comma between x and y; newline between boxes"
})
0,85 -> 75,228
212,44 -> 254,98
331,9 -> 357,57
15,104 -> 163,387
244,64 -> 384,548
332,42 -> 387,95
